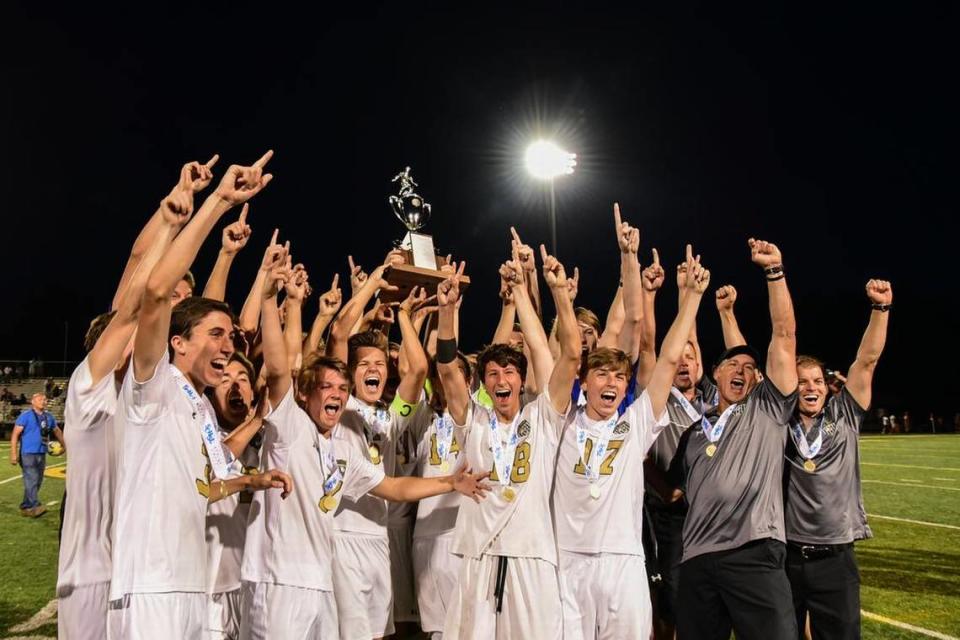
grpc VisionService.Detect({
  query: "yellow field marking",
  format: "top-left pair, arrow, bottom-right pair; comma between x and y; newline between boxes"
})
44,466 -> 66,479
863,479 -> 960,492
861,610 -> 959,640
867,513 -> 960,531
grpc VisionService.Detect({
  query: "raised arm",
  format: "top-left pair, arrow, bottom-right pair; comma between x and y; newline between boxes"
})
283,262 -> 310,374
647,246 -> 710,416
505,245 -> 553,394
749,238 -> 797,395
304,274 -> 342,357
436,263 -> 471,425
237,229 -> 280,335
327,257 -> 397,363
202,203 -> 252,301
134,151 -> 274,382
612,204 -> 644,363
597,287 -> 625,350
491,271 -> 517,345
511,227 -> 542,319
637,249 -> 665,388
260,245 -> 293,408
111,156 -> 218,309
845,280 -> 892,409
542,246 -> 580,414
715,285 -> 747,349
395,287 -> 430,403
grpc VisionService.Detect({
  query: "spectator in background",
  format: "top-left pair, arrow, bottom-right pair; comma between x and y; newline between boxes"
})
1,387 -> 13,402
9,393 -> 65,517
902,411 -> 911,433
15,364 -> 24,383
44,378 -> 55,395
888,414 -> 899,433
16,393 -> 27,405
2,365 -> 11,382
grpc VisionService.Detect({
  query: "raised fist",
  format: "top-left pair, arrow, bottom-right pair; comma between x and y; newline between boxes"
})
715,285 -> 737,312
748,238 -> 783,269
865,279 -> 893,306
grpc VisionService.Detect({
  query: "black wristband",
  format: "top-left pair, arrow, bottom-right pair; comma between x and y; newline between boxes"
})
766,273 -> 785,282
764,265 -> 784,275
871,303 -> 891,312
436,338 -> 458,364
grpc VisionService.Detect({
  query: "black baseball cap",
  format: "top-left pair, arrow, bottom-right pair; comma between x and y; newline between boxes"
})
713,345 -> 763,371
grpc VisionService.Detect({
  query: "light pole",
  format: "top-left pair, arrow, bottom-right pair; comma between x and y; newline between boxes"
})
525,140 -> 576,256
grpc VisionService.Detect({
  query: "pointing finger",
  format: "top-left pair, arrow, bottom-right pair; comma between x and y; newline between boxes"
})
204,154 -> 220,169
238,203 -> 249,224
331,273 -> 339,289
613,202 -> 622,231
540,244 -> 549,262
510,226 -> 522,244
651,248 -> 660,266
253,149 -> 274,169
269,228 -> 279,246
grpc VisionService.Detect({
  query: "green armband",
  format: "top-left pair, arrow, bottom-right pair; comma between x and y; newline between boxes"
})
390,394 -> 419,418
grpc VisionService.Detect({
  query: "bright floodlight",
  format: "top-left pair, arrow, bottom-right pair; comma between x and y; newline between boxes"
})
525,140 -> 577,180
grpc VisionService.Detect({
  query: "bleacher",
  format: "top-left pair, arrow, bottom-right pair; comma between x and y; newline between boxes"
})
1,377 -> 68,438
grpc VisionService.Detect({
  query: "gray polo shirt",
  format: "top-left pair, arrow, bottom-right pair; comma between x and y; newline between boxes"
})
784,388 -> 872,545
670,379 -> 797,562
645,380 -> 717,511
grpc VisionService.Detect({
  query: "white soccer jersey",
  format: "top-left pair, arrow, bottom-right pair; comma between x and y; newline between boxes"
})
58,356 -> 119,593
413,408 -> 467,539
554,390 -> 669,555
206,439 -> 260,595
241,387 -> 385,591
452,392 -> 566,564
110,360 -> 228,599
332,395 -> 423,536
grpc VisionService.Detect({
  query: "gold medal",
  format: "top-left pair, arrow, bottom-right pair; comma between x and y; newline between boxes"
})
589,484 -> 601,500
705,444 -> 717,457
319,495 -> 338,513
368,444 -> 381,465
502,486 -> 516,502
440,460 -> 450,473
803,459 -> 816,473
397,453 -> 407,465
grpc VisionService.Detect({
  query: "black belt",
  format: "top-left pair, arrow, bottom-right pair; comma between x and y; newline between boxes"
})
787,542 -> 851,561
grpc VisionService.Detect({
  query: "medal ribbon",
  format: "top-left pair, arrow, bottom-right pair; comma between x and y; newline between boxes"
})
348,396 -> 392,436
700,402 -> 739,444
790,416 -> 824,460
574,409 -> 619,483
488,409 -> 521,488
318,437 -> 344,494
171,366 -> 232,479
435,412 -> 455,466
670,387 -> 702,423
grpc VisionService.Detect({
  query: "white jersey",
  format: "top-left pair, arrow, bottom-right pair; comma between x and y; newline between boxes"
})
206,436 -> 260,595
332,395 -> 422,536
241,387 -> 385,591
110,360 -> 229,599
554,390 -> 669,555
452,392 -> 566,565
57,356 -> 119,593
413,408 -> 467,539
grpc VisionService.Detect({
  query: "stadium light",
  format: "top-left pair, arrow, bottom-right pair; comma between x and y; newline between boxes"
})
524,140 -> 577,180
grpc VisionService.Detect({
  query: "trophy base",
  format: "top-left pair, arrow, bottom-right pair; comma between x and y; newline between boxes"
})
381,263 -> 470,304
402,231 -> 438,269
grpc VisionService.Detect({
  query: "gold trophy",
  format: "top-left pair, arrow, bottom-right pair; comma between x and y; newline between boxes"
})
382,167 -> 469,302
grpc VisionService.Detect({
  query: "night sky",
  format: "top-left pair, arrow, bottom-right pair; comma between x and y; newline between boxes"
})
2,3 -> 955,418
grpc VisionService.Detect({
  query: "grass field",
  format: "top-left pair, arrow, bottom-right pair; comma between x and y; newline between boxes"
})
0,435 -> 958,638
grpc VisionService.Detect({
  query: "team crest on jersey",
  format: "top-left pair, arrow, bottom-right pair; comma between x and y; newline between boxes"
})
516,420 -> 532,439
822,420 -> 836,436
613,421 -> 630,435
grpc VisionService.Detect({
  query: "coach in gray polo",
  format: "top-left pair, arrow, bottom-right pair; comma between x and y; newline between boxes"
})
669,238 -> 798,640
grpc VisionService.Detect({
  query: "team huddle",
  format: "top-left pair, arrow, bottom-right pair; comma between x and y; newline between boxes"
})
54,152 -> 891,640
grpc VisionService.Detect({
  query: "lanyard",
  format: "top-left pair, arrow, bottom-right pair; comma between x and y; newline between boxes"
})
318,436 -> 343,494
574,409 -> 618,483
790,415 -> 824,460
488,409 -> 521,488
435,412 -> 455,466
171,366 -> 231,480
670,387 -> 702,423
348,396 -> 392,436
700,402 -> 739,444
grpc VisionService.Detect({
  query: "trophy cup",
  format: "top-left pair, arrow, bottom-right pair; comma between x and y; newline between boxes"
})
381,167 -> 470,303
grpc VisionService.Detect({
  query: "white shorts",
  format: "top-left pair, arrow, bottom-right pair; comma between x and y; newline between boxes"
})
238,582 -> 337,640
389,521 -> 419,623
58,581 -> 109,640
332,533 -> 393,639
207,589 -> 241,639
442,554 -> 562,640
412,533 -> 460,634
107,592 -> 205,640
558,551 -> 651,640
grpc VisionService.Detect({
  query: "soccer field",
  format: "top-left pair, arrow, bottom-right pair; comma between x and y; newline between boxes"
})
0,435 -> 957,639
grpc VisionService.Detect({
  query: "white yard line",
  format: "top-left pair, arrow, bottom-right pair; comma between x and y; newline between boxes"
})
862,462 -> 960,471
867,514 -> 960,531
8,598 -> 57,632
861,610 -> 959,640
863,479 -> 960,492
0,462 -> 66,484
